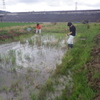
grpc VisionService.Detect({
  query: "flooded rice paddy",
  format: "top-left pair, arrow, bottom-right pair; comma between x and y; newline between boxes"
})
0,34 -> 68,100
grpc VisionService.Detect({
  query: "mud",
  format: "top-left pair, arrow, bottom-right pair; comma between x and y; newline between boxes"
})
86,34 -> 100,100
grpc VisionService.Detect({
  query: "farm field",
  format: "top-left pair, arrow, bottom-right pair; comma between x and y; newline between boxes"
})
0,22 -> 100,100
0,22 -> 36,27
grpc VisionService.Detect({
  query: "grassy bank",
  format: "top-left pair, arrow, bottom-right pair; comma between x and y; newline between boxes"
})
61,23 -> 100,100
35,23 -> 100,100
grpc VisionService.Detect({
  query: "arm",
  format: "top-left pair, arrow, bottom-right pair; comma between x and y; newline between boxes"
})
66,28 -> 69,31
66,32 -> 72,36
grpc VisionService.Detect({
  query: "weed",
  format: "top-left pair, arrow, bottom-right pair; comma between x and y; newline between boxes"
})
28,38 -> 34,45
30,93 -> 38,100
92,71 -> 100,79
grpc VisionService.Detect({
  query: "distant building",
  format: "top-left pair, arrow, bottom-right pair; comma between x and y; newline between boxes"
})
1,9 -> 100,22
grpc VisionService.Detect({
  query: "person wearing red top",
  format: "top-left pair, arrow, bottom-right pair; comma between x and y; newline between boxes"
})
36,23 -> 42,34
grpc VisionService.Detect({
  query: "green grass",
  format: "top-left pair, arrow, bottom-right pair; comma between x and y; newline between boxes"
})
0,22 -> 35,27
37,23 -> 100,100
57,23 -> 100,100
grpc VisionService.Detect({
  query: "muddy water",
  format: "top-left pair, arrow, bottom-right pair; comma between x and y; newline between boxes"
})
0,34 -> 67,100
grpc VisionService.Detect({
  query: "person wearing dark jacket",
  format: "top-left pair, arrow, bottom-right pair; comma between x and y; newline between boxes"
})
66,22 -> 76,48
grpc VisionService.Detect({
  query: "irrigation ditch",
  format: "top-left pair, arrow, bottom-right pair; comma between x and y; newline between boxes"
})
0,22 -> 100,100
0,31 -> 69,100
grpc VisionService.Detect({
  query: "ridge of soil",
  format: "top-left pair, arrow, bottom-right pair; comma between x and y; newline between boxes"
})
86,34 -> 100,100
0,29 -> 30,41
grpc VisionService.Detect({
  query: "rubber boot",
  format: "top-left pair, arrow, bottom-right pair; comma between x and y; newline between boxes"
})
68,44 -> 71,49
70,44 -> 73,48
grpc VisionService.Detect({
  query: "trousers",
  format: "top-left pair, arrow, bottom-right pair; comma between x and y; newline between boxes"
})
67,35 -> 74,44
36,29 -> 41,34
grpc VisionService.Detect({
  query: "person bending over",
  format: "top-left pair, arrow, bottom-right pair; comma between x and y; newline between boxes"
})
66,22 -> 76,48
36,23 -> 42,34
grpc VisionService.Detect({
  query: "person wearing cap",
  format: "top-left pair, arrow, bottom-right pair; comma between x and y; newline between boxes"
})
66,22 -> 76,48
36,23 -> 42,34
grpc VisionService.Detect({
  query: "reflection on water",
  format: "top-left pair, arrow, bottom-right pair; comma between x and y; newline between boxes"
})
0,34 -> 67,71
0,34 -> 67,99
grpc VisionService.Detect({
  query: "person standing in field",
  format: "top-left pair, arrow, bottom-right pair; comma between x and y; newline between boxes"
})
36,23 -> 42,34
66,22 -> 76,48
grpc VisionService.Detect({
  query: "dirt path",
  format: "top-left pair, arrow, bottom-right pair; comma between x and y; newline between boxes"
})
86,34 -> 100,100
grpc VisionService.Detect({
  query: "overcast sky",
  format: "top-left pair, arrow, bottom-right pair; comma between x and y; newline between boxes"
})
0,0 -> 100,12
